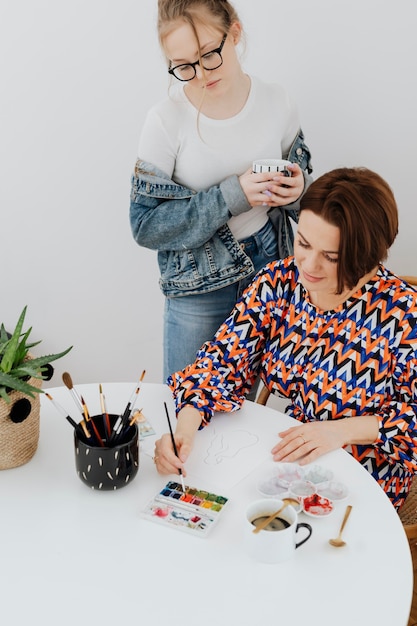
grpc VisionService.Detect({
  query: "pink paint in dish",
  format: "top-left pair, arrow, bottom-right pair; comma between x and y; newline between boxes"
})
303,494 -> 334,517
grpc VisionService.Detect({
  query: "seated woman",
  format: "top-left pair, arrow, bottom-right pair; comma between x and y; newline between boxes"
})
153,167 -> 417,510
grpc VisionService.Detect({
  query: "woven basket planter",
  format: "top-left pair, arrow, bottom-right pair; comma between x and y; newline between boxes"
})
0,375 -> 43,470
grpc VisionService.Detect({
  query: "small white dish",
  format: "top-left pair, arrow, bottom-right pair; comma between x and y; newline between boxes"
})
271,463 -> 305,488
302,494 -> 334,517
277,491 -> 303,513
303,464 -> 334,485
289,479 -> 316,498
316,481 -> 349,501
257,477 -> 289,498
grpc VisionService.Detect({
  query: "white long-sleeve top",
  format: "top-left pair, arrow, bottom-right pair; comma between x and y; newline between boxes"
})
137,76 -> 301,241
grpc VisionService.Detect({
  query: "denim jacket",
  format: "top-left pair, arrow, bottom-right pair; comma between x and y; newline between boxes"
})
130,128 -> 313,297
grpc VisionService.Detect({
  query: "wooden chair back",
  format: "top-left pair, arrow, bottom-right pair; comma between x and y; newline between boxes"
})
399,482 -> 417,625
400,275 -> 417,286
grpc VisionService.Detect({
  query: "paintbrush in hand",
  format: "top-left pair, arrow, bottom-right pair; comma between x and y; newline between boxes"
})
164,401 -> 185,493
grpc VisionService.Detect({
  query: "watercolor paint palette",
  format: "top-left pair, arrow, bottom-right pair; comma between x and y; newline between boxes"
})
142,481 -> 229,537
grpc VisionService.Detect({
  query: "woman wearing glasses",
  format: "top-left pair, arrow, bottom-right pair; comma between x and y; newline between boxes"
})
130,0 -> 313,381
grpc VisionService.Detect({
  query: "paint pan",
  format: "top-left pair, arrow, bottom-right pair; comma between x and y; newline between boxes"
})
141,481 -> 229,537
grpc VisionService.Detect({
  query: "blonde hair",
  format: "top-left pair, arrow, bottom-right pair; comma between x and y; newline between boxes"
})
157,0 -> 241,61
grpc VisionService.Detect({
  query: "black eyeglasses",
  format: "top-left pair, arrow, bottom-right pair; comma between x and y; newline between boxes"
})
168,34 -> 227,82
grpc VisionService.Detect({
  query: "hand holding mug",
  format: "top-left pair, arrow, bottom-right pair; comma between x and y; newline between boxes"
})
240,159 -> 304,208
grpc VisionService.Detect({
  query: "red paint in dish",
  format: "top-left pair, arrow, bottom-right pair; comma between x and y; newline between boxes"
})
303,493 -> 333,515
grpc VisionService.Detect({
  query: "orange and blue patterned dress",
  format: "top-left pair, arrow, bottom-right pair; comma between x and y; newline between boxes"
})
169,257 -> 417,509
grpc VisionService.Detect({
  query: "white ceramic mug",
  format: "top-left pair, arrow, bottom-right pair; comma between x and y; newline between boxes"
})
252,159 -> 292,175
244,498 -> 312,563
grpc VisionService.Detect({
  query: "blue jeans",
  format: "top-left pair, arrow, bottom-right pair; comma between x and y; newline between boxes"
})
163,219 -> 279,381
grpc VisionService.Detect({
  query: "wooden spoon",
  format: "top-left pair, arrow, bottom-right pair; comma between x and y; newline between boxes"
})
329,505 -> 352,547
252,498 -> 299,534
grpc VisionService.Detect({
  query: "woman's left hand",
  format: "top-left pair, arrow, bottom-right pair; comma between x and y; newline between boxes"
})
265,162 -> 305,206
271,420 -> 349,465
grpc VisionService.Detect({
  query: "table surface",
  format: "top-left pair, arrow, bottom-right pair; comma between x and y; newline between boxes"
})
0,382 -> 412,626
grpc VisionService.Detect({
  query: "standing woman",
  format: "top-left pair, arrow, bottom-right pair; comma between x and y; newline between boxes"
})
130,0 -> 313,381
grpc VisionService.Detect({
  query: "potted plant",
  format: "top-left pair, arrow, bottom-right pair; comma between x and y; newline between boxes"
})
0,305 -> 72,469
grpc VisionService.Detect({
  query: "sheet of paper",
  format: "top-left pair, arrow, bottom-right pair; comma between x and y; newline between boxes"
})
141,402 -> 286,491
184,405 -> 280,490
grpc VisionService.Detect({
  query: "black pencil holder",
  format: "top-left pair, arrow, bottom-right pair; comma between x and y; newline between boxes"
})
74,414 -> 139,490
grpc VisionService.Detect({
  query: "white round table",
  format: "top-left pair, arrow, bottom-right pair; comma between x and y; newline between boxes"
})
0,382 -> 412,626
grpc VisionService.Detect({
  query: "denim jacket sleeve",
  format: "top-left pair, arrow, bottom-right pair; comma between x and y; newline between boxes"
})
130,161 -> 252,252
278,127 -> 313,216
267,127 -> 313,258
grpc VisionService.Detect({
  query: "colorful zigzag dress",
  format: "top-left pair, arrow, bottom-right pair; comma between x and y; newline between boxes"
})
169,257 -> 417,510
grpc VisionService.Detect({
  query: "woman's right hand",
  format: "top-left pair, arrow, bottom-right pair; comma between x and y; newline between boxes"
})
153,431 -> 194,476
153,405 -> 201,476
239,167 -> 271,207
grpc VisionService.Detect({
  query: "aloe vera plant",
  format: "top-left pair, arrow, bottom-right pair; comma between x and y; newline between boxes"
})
0,306 -> 72,402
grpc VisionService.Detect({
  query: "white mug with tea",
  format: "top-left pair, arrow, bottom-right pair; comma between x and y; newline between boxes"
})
244,498 -> 312,563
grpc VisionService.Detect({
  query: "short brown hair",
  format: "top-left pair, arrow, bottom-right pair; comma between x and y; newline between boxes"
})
300,167 -> 398,293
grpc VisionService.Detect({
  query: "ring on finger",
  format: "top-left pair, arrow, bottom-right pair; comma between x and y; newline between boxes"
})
298,434 -> 306,445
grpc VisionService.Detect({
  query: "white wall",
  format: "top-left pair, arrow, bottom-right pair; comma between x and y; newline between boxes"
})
2,0 -> 415,388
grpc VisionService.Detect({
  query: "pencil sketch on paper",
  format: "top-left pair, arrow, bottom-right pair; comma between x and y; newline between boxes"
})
203,429 -> 259,465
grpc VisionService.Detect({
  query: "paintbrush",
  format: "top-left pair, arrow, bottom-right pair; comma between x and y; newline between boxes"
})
45,392 -> 78,428
45,392 -> 91,439
62,371 -> 85,415
62,372 -> 103,445
129,407 -> 144,427
109,371 -> 146,444
79,419 -> 92,440
80,394 -> 104,447
124,379 -> 143,422
164,401 -> 185,493
99,383 -> 111,440
121,370 -> 146,420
